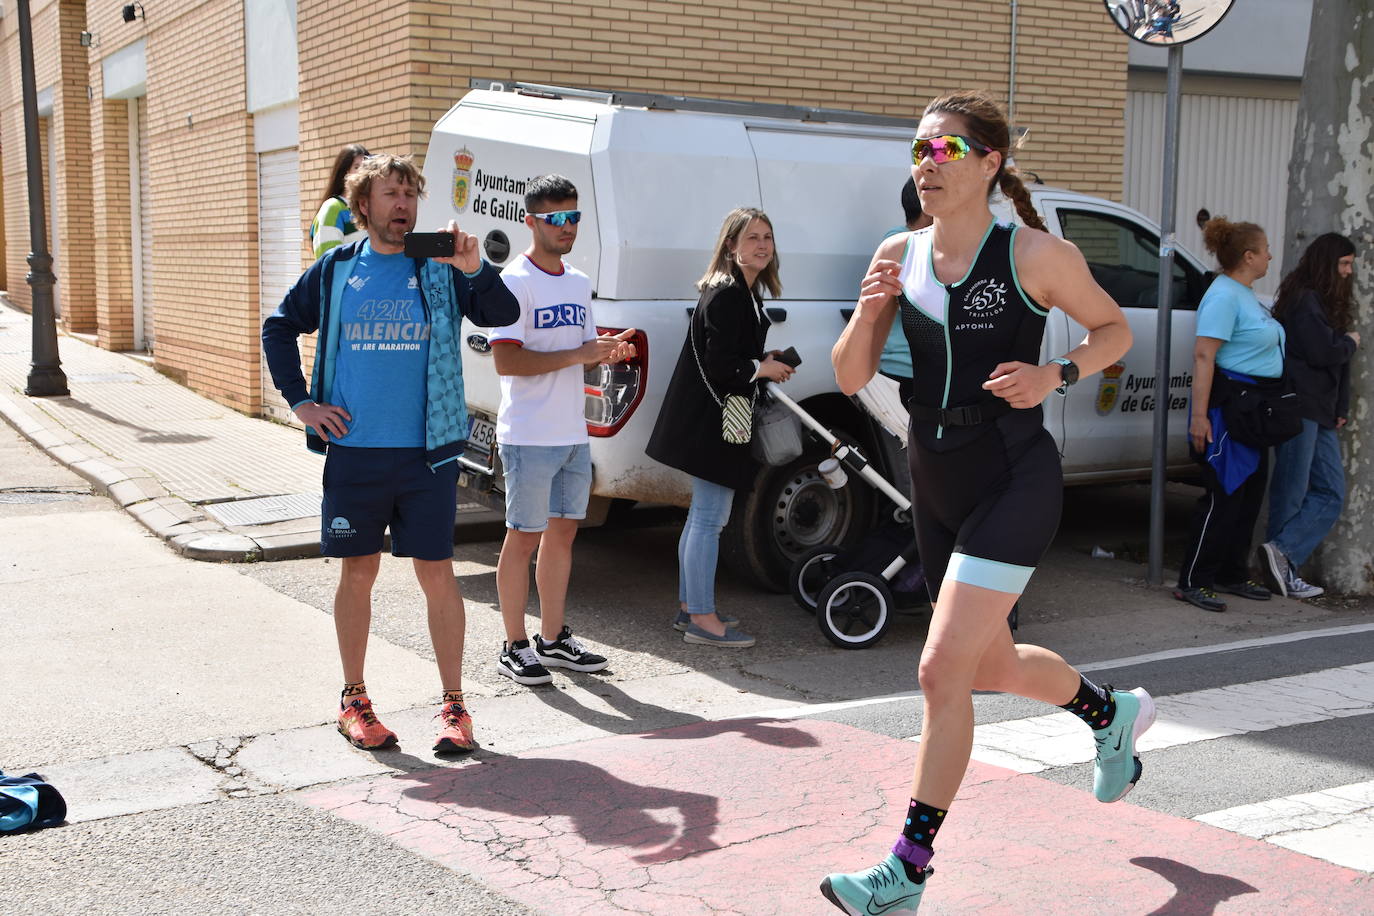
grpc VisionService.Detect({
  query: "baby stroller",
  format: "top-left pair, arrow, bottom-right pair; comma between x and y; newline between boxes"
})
765,382 -> 929,650
771,379 -> 1020,649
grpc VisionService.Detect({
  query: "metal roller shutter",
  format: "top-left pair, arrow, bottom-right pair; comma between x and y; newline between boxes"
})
257,148 -> 303,424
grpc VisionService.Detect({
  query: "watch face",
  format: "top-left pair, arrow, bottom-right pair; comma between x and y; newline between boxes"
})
1059,360 -> 1079,386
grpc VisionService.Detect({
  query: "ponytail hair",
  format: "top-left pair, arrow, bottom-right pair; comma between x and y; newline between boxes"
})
1201,217 -> 1266,273
923,91 -> 1046,232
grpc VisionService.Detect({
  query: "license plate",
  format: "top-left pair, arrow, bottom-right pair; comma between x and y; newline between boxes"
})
465,414 -> 497,472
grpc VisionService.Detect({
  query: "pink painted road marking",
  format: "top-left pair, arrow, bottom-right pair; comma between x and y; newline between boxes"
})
299,718 -> 1372,915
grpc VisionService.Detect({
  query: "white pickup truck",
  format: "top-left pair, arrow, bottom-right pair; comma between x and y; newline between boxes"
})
419,81 -> 1212,590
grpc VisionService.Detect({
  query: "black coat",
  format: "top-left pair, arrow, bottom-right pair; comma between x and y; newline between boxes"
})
646,273 -> 771,492
1279,289 -> 1356,427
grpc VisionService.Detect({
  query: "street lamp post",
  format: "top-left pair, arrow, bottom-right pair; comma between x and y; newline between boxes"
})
18,0 -> 69,397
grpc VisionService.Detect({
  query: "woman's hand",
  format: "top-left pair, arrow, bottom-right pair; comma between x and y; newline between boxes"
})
1189,412 -> 1212,453
856,260 -> 903,319
1337,417 -> 1348,429
1347,330 -> 1361,348
982,361 -> 1059,408
757,354 -> 795,383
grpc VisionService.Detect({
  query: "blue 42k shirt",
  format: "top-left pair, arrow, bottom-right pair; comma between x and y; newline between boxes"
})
330,242 -> 431,447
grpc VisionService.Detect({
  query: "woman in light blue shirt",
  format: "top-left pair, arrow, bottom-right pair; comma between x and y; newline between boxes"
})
1175,217 -> 1283,612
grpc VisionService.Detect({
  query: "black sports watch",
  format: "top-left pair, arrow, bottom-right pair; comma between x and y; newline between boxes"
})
1050,357 -> 1079,395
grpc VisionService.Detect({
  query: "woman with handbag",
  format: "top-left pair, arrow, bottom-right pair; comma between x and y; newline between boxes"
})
1173,216 -> 1285,612
646,207 -> 795,648
822,91 -> 1140,914
1259,233 -> 1361,599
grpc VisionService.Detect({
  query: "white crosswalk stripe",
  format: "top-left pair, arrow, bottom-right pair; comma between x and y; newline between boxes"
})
947,661 -> 1374,872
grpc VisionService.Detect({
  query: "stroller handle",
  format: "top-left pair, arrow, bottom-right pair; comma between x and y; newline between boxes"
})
765,382 -> 912,512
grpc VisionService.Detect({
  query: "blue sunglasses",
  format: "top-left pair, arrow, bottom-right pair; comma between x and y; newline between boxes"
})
531,209 -> 582,227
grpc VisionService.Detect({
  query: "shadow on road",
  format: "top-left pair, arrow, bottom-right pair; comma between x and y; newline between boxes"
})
1132,855 -> 1258,914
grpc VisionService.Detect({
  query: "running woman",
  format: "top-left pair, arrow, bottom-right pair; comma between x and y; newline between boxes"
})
822,91 -> 1152,914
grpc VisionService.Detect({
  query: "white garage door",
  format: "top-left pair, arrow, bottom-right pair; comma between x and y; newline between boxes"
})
1124,84 -> 1297,297
257,148 -> 303,424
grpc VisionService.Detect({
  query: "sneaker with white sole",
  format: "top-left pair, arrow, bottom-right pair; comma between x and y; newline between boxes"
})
820,854 -> 930,915
1284,568 -> 1324,599
1093,686 -> 1156,803
1259,542 -> 1291,597
534,626 -> 610,672
496,640 -> 554,686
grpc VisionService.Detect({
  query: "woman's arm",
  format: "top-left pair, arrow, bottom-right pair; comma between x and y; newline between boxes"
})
983,230 -> 1133,408
833,235 -> 906,395
1189,336 -> 1223,453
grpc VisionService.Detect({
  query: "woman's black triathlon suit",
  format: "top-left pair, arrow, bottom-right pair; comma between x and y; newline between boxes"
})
896,221 -> 1063,599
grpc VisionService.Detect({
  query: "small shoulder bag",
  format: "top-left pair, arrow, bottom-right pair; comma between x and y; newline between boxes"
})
689,321 -> 754,445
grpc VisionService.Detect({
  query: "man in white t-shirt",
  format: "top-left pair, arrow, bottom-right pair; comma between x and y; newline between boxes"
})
489,174 -> 636,686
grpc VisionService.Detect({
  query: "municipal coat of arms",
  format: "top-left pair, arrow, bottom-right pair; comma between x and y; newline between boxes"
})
452,147 -> 474,213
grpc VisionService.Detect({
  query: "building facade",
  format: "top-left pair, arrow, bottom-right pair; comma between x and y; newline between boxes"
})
3,0 -> 1128,414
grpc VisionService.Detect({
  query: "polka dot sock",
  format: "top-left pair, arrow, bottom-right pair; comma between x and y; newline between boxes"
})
1062,674 -> 1117,730
892,799 -> 944,880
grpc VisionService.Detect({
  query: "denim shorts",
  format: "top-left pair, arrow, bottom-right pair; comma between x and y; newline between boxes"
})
499,442 -> 592,532
320,445 -> 459,560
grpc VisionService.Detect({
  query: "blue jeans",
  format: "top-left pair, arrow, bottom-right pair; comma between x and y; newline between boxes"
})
677,476 -> 735,615
1266,419 -> 1345,567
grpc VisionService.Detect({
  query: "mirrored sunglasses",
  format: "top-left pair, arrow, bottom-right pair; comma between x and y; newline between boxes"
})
910,134 -> 994,165
531,209 -> 582,226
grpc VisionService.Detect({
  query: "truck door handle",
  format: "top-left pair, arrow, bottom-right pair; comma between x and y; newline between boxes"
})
766,308 -> 787,323
841,308 -> 855,322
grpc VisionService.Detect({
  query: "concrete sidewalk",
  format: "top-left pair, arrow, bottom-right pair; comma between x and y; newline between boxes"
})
0,298 -> 493,561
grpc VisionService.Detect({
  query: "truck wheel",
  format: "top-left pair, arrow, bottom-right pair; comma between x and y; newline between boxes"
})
722,436 -> 876,593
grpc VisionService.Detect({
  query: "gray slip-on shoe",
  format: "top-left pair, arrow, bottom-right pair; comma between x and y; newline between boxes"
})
683,623 -> 756,648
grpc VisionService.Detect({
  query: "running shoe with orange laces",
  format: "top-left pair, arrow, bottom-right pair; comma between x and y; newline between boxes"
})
337,697 -> 398,749
433,701 -> 478,754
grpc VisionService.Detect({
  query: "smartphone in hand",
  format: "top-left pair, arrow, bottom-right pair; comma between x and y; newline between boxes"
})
777,346 -> 803,368
403,231 -> 455,259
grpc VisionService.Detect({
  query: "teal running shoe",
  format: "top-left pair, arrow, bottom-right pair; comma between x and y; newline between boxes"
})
1093,686 -> 1156,802
820,854 -> 930,915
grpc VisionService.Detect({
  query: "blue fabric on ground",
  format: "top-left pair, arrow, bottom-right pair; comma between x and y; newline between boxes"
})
0,769 -> 67,833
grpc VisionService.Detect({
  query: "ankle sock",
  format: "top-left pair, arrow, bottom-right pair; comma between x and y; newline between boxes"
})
893,799 -> 943,880
341,682 -> 367,706
1062,674 -> 1116,729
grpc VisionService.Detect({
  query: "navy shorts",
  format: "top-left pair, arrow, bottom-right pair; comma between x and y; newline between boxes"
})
320,446 -> 458,561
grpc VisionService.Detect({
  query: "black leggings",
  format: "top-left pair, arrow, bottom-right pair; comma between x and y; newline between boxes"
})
1177,449 -> 1268,589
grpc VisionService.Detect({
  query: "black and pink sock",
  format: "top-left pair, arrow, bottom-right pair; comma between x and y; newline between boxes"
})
892,799 -> 943,881
1061,675 -> 1116,729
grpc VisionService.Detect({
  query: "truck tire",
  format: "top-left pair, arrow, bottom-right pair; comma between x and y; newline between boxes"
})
721,425 -> 878,593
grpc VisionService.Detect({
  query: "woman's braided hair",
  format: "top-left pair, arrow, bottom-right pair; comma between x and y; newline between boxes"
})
922,91 -> 1046,232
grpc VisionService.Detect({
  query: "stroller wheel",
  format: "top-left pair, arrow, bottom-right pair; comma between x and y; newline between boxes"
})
789,543 -> 842,612
816,571 -> 892,650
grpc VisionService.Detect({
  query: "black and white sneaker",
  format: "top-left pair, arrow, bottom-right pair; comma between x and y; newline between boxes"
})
534,626 -> 609,672
1259,542 -> 1290,597
496,639 -> 554,686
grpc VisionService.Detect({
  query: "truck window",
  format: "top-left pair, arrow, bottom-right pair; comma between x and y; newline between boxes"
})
1058,209 -> 1205,312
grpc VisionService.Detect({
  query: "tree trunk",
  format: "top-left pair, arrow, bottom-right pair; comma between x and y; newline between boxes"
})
1284,0 -> 1374,593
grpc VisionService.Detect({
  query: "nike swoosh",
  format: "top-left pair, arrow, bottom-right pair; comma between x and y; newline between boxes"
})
867,892 -> 919,915
1112,733 -> 1124,752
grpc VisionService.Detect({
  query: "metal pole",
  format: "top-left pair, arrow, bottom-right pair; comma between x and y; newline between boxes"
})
1147,45 -> 1184,585
18,0 -> 69,397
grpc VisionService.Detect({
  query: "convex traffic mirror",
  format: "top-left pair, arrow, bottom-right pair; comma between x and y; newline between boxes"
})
1103,0 -> 1235,45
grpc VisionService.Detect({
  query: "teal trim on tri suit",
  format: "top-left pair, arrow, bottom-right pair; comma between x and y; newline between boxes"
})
946,551 -> 1034,593
1008,225 -> 1049,317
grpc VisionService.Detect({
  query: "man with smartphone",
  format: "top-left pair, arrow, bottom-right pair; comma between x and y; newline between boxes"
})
262,154 -> 519,754
487,174 -> 636,687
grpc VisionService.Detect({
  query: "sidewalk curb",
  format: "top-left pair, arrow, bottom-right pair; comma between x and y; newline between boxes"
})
0,389 -> 315,562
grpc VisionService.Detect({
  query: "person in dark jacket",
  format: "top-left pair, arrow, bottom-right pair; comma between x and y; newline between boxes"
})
646,207 -> 795,648
1259,233 -> 1361,599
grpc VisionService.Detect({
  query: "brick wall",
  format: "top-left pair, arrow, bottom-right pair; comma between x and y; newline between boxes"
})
3,0 -> 1128,415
